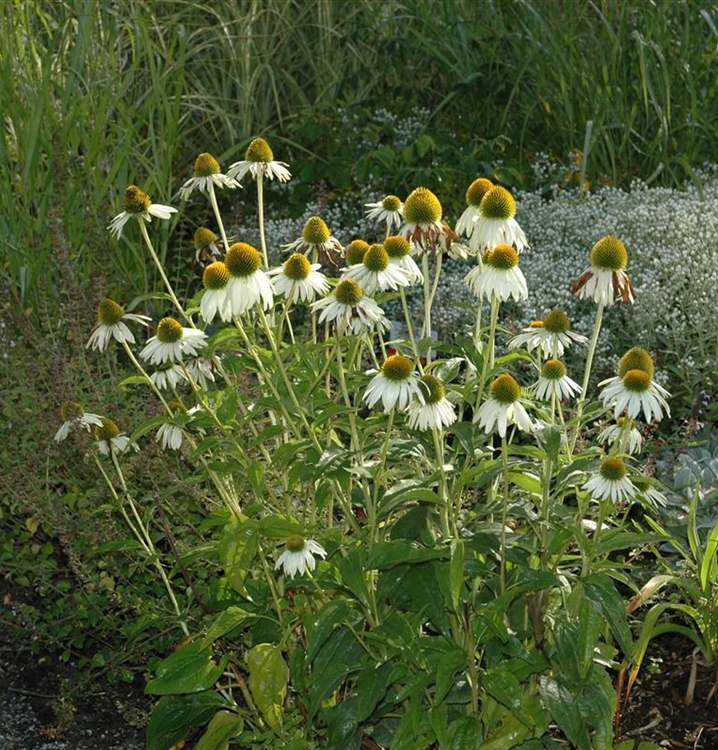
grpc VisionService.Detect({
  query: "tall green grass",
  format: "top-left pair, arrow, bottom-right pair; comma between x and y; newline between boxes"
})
2,0 -> 718,309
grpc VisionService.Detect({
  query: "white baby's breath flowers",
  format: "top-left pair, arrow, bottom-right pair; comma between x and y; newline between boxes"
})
179,152 -> 239,200
476,373 -> 534,437
465,244 -> 528,302
275,536 -> 327,578
86,298 -> 151,352
140,318 -> 208,365
227,137 -> 291,183
532,359 -> 582,401
94,417 -> 138,456
572,235 -> 635,306
224,242 -> 274,316
470,185 -> 528,252
583,457 -> 636,504
54,402 -> 104,443
407,374 -> 456,431
311,278 -> 390,335
365,195 -> 404,232
363,354 -> 420,413
267,253 -> 329,304
108,185 -> 177,240
343,243 -> 410,294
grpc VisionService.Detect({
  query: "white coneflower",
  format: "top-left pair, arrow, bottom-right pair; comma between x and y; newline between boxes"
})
94,417 -> 137,455
179,152 -> 239,200
583,457 -> 636,504
275,535 -> 326,578
193,227 -> 223,266
108,185 -> 177,240
200,261 -> 232,323
454,177 -> 494,239
155,402 -> 195,451
54,402 -> 104,443
365,195 -> 404,232
532,359 -> 582,401
267,253 -> 329,304
476,373 -> 534,437
344,239 -> 370,267
311,278 -> 390,335
400,187 -> 457,257
470,185 -> 528,252
224,242 -> 274,316
407,374 -> 456,431
140,318 -> 208,365
510,310 -> 588,358
465,244 -> 528,302
227,137 -> 291,183
572,236 -> 635,305
184,357 -> 217,389
343,243 -> 410,294
282,216 -> 344,268
597,418 -> 643,455
150,363 -> 185,391
363,354 -> 420,413
86,298 -> 151,352
599,368 -> 671,423
383,235 -> 423,285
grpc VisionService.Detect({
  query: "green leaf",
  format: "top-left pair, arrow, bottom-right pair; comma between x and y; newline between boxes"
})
583,574 -> 633,656
483,668 -> 533,727
308,625 -> 363,719
145,641 -> 226,695
540,677 -> 590,750
367,539 -> 448,570
200,606 -> 254,649
218,517 -> 259,595
247,461 -> 265,499
356,661 -> 393,722
447,715 -> 483,750
258,513 -> 302,539
146,693 -> 229,750
193,710 -> 244,750
307,600 -> 353,663
247,643 -> 288,735
448,539 -> 465,612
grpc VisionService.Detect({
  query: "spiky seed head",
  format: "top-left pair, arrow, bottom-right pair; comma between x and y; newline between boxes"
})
203,261 -> 230,290
122,185 -> 151,214
490,373 -> 521,404
225,242 -> 262,277
335,279 -> 363,305
465,177 -> 494,207
622,369 -> 652,393
245,137 -> 274,163
302,216 -> 331,245
403,187 -> 442,225
618,347 -> 654,377
364,244 -> 390,272
193,153 -> 220,177
286,534 -> 305,552
96,417 -> 120,441
382,195 -> 402,211
156,317 -> 184,343
382,354 -> 414,381
543,309 -> 570,334
480,186 -> 516,220
345,239 -> 370,265
283,253 -> 312,281
589,236 -> 628,271
541,359 -> 567,380
384,235 -> 410,258
418,374 -> 445,404
194,227 -> 218,250
60,401 -> 84,421
97,298 -> 125,326
600,456 -> 627,481
484,244 -> 519,270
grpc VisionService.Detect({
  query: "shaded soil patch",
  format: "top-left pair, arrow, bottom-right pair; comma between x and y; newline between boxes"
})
617,636 -> 718,748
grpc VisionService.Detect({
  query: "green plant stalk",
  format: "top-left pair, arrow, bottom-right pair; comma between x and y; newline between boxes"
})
500,434 -> 510,593
398,288 -> 420,365
208,182 -> 231,254
475,296 -> 501,408
139,221 -> 193,326
432,427 -> 454,538
571,299 -> 606,451
256,172 -> 269,267
96,454 -> 189,637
